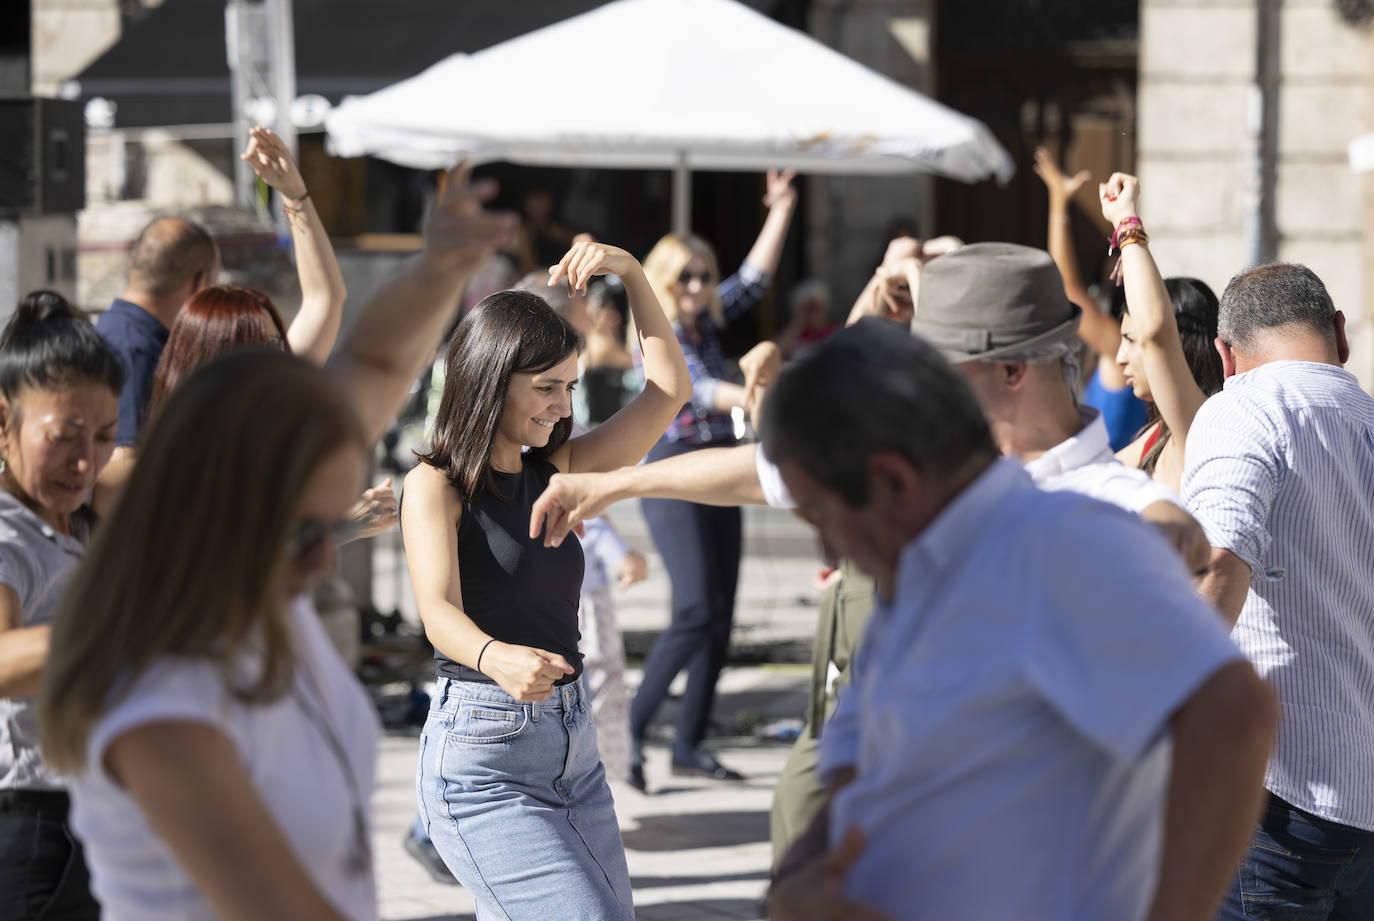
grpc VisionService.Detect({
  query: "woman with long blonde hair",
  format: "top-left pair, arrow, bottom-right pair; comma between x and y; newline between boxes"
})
629,170 -> 796,791
37,166 -> 515,921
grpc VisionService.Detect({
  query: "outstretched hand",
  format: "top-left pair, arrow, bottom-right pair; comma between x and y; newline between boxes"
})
421,163 -> 518,274
530,472 -> 608,548
739,340 -> 781,411
240,127 -> 307,200
1099,171 -> 1142,227
349,477 -> 398,540
549,241 -> 640,296
1033,146 -> 1092,202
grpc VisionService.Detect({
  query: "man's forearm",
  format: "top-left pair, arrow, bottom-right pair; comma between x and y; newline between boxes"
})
1145,661 -> 1277,921
617,444 -> 766,507
1198,548 -> 1252,627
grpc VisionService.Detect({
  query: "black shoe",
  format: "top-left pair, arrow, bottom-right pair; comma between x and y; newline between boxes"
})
670,747 -> 745,781
403,828 -> 459,885
627,762 -> 648,793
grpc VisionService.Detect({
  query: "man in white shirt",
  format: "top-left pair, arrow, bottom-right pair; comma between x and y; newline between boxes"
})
763,319 -> 1275,921
1183,262 -> 1374,920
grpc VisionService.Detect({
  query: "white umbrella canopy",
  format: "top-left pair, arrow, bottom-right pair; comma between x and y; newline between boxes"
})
325,0 -> 1015,185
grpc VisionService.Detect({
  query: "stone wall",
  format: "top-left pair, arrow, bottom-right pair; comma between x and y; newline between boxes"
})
1139,0 -> 1374,390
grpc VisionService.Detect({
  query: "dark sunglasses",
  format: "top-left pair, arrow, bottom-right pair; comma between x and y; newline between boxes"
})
677,270 -> 712,286
285,517 -> 362,560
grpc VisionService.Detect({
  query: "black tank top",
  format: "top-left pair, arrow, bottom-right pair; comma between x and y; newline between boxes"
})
434,456 -> 586,684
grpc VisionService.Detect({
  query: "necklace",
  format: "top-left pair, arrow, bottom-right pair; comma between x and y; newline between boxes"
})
292,670 -> 372,877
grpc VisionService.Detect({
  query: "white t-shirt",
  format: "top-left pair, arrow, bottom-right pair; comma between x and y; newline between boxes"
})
68,597 -> 380,921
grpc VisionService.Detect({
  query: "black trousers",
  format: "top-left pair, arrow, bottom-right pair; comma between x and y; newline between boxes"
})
0,791 -> 99,921
631,440 -> 742,754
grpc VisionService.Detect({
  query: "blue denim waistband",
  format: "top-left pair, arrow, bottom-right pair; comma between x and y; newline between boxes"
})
433,675 -> 585,712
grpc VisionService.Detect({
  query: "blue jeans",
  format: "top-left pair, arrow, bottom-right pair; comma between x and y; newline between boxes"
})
1219,794 -> 1374,920
417,676 -> 634,921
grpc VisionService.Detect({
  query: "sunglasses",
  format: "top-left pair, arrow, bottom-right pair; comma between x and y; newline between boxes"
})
677,270 -> 712,286
285,517 -> 362,560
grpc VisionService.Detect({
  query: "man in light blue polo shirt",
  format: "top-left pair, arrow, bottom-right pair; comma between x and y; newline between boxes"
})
763,321 -> 1277,921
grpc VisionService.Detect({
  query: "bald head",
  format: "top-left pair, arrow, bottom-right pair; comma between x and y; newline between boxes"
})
127,217 -> 218,302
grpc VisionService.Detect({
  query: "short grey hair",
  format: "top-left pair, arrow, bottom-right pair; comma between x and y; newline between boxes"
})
512,270 -> 576,320
976,338 -> 1082,394
1219,263 -> 1337,350
761,319 -> 997,506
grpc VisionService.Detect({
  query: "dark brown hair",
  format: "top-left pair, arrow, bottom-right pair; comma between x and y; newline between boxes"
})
149,284 -> 289,417
420,290 -> 581,502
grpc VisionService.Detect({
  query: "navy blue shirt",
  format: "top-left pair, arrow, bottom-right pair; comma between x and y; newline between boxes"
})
95,298 -> 168,447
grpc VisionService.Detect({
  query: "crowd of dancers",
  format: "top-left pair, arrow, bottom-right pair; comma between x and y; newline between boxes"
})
0,128 -> 1371,921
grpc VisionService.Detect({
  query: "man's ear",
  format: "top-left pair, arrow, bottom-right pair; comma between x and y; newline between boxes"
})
1214,337 -> 1238,379
866,451 -> 922,508
1334,310 -> 1351,365
1000,361 -> 1028,390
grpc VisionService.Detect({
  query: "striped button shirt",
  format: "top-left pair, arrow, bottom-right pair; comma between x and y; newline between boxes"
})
1183,360 -> 1374,831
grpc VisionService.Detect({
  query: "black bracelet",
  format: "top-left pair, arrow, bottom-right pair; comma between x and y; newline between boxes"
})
476,639 -> 495,673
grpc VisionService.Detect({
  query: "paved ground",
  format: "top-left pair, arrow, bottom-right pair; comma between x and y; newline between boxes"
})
361,500 -> 826,921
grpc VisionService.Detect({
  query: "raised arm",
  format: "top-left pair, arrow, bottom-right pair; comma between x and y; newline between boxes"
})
401,463 -> 573,701
743,169 -> 798,280
1101,173 -> 1208,449
846,237 -> 921,327
1033,146 -> 1123,377
530,443 -> 767,547
241,127 -> 346,365
546,242 -> 690,475
328,165 -> 516,445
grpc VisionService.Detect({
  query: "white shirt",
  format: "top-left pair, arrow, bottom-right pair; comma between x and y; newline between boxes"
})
69,598 -> 381,921
1023,408 -> 1181,513
817,459 -> 1240,921
1183,360 -> 1374,831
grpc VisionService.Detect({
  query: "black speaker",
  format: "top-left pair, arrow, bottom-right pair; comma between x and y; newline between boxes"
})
0,98 -> 85,216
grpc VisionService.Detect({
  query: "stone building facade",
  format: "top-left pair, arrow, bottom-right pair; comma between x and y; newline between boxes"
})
1138,0 -> 1373,386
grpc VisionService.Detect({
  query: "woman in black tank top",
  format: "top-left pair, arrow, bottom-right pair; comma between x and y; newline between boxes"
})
401,241 -> 690,921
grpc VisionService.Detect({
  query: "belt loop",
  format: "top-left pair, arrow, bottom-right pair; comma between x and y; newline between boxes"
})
530,703 -> 539,722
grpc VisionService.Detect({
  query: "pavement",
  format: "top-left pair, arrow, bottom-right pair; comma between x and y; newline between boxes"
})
362,500 -> 827,921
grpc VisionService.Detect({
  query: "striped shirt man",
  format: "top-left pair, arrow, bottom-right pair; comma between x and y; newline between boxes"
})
1183,360 -> 1374,831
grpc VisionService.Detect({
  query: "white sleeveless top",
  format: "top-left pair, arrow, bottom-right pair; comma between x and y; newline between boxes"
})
68,597 -> 381,921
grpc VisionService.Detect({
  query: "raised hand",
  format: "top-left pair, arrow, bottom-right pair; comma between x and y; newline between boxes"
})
763,168 -> 798,209
421,163 -> 518,275
1099,171 -> 1142,227
739,340 -> 781,410
881,235 -> 922,268
240,127 -> 307,200
548,241 -> 640,296
1033,146 -> 1092,203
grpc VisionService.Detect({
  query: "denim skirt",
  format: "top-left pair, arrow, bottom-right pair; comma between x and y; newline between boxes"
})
417,676 -> 634,921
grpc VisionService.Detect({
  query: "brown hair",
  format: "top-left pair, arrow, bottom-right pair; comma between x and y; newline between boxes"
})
39,351 -> 365,774
419,290 -> 581,502
149,285 -> 289,418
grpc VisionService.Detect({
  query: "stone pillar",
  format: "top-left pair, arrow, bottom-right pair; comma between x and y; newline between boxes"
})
30,0 -> 122,98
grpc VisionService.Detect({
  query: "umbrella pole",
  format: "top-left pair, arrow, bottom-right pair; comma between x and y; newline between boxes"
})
671,152 -> 691,236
